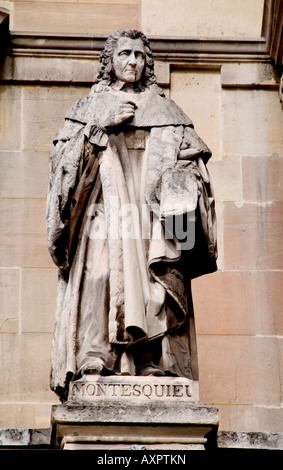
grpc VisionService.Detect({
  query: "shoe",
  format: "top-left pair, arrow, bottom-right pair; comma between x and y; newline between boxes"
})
80,360 -> 104,376
136,362 -> 165,377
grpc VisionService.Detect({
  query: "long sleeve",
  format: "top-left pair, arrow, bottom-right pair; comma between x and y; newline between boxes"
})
46,121 -> 86,269
178,126 -> 212,163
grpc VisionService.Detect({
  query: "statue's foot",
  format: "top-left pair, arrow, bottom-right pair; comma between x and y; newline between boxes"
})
80,360 -> 104,376
136,362 -> 165,377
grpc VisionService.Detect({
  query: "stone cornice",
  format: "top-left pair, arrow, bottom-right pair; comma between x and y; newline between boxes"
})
0,1 -> 281,85
0,0 -> 280,67
9,31 -> 269,61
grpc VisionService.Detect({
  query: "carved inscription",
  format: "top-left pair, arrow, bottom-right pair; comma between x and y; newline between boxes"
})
69,380 -> 193,402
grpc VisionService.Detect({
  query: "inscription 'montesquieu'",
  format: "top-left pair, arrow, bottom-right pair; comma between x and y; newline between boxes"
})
68,378 -> 196,402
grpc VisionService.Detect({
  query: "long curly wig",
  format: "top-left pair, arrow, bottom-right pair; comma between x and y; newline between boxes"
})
94,29 -> 157,89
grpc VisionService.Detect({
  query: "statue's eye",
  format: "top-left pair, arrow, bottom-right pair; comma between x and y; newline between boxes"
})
119,50 -> 130,57
136,52 -> 144,61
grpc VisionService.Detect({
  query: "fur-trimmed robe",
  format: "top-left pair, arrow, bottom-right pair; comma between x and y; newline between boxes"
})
46,83 -> 217,401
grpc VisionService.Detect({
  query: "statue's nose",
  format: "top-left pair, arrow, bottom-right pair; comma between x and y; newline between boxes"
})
128,53 -> 137,66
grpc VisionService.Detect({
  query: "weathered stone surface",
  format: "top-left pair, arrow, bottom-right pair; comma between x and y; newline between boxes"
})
208,156 -> 242,201
22,85 -> 88,151
1,56 -> 98,84
2,426 -> 283,449
0,198 -> 53,268
47,30 -> 216,403
0,428 -> 50,447
21,268 -> 57,333
0,428 -> 30,446
13,1 -> 140,34
218,405 -> 283,433
223,202 -> 283,270
0,333 -> 54,403
213,202 -> 223,269
217,430 -> 283,449
193,270 -> 283,335
68,375 -> 199,403
0,268 -> 20,330
242,155 -> 283,202
221,63 -> 279,88
0,404 -> 36,429
0,85 -> 22,151
29,428 -> 51,446
51,392 -> 218,449
222,89 -> 283,157
53,400 -> 218,425
0,150 -> 50,198
153,60 -> 170,86
171,69 -> 221,161
141,0 -> 264,37
197,335 -> 283,407
34,404 -> 55,429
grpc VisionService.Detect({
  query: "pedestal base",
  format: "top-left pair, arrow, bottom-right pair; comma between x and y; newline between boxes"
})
51,376 -> 218,450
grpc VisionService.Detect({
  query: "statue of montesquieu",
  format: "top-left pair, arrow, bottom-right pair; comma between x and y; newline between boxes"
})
47,29 -> 217,401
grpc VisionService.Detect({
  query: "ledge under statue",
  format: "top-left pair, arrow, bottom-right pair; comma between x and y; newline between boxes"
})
47,29 -> 218,449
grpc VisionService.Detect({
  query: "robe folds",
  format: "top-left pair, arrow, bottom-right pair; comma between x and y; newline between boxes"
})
46,83 -> 217,400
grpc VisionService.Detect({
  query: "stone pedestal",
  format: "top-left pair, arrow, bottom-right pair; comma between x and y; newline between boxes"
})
51,376 -> 218,450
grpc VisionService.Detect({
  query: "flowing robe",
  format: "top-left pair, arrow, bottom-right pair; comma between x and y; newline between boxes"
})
46,83 -> 217,400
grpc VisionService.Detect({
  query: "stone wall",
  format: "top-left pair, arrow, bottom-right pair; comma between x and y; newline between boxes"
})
2,0 -> 264,36
0,0 -> 282,434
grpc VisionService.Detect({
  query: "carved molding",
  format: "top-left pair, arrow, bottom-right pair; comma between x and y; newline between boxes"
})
8,32 -> 268,62
0,2 -> 282,85
262,0 -> 283,75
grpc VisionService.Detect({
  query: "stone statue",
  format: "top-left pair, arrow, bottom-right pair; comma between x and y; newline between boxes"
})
47,29 -> 217,402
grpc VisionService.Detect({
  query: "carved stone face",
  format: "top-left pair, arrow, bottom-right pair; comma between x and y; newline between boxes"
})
112,37 -> 146,84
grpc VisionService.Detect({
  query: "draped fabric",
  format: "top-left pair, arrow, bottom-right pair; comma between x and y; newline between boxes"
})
46,83 -> 217,400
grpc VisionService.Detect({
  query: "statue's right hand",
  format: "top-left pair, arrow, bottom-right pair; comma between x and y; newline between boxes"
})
101,100 -> 137,128
85,99 -> 137,143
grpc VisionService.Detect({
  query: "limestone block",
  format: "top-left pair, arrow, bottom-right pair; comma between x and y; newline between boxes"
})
0,198 -> 53,268
0,85 -> 22,151
22,85 -> 89,151
0,150 -> 49,198
197,335 -> 282,407
214,201 -> 223,269
2,56 -> 98,84
0,428 -> 30,446
242,155 -> 283,203
193,270 -> 283,336
221,63 -> 278,88
0,404 -> 36,429
0,427 -> 51,445
0,332 -> 54,402
0,319 -> 19,333
141,0 -> 264,37
170,69 -> 221,161
217,430 -> 283,449
51,396 -> 218,449
223,202 -> 283,270
13,2 -> 140,34
207,156 -> 242,202
0,268 -> 20,330
154,60 -> 170,86
21,268 -> 57,333
35,403 -> 54,429
218,405 -> 283,433
222,89 -> 283,157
